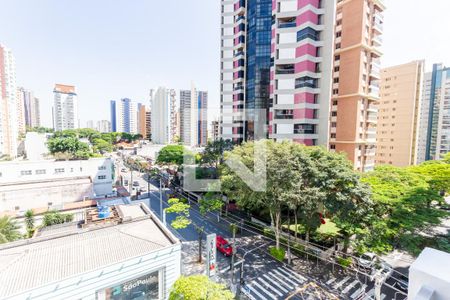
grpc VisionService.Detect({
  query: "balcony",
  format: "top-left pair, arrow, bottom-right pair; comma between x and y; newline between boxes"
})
372,34 -> 382,47
369,85 -> 380,97
276,64 -> 295,75
367,105 -> 378,112
373,20 -> 383,33
278,17 -> 296,29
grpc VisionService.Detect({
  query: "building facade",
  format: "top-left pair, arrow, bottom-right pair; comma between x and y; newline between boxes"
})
180,84 -> 208,146
0,158 -> 114,214
138,104 -> 151,139
17,87 -> 40,131
418,63 -> 450,162
86,120 -> 95,129
110,100 -> 117,132
210,120 -> 220,141
0,45 -> 18,158
328,0 -> 385,172
0,203 -> 181,300
111,98 -> 138,134
15,88 -> 26,135
53,84 -> 79,131
376,60 -> 424,166
220,0 -> 347,149
96,120 -> 111,133
150,87 -> 177,144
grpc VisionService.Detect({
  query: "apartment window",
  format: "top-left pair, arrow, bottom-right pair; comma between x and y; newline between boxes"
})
98,166 -> 107,170
55,168 -> 65,174
48,202 -> 53,206
333,100 -> 338,105
98,175 -> 107,180
335,31 -> 342,38
333,89 -> 339,95
335,43 -> 341,50
335,55 -> 340,61
35,169 -> 46,175
331,122 -> 337,128
15,206 -> 20,211
21,170 -> 32,176
331,112 -> 338,117
336,20 -> 342,26
330,144 -> 336,150
331,133 -> 336,138
334,66 -> 340,72
333,78 -> 339,84
297,27 -> 319,42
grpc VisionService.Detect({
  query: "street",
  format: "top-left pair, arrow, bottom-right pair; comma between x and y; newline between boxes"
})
115,159 -> 408,300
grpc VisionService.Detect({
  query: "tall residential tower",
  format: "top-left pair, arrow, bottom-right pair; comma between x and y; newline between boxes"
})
180,83 -> 208,146
377,60 -> 424,166
328,0 -> 385,172
418,63 -> 450,162
150,87 -> 177,144
110,98 -> 137,134
53,84 -> 79,131
0,45 -> 18,157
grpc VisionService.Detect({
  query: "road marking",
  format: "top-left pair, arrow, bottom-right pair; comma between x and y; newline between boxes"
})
363,288 -> 375,300
326,277 -> 336,285
334,276 -> 351,289
281,266 -> 307,281
252,280 -> 278,300
278,268 -> 303,284
247,283 -> 269,300
258,277 -> 284,297
272,269 -> 299,287
350,284 -> 367,299
342,279 -> 359,294
278,267 -> 306,283
269,271 -> 296,289
262,274 -> 289,294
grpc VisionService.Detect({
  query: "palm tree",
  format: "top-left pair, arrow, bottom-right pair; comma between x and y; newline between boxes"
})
25,210 -> 35,237
0,216 -> 21,244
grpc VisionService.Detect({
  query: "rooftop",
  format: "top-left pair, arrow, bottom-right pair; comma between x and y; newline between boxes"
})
54,83 -> 76,94
0,203 -> 179,298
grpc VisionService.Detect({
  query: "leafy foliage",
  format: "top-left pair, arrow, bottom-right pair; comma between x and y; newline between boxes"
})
169,275 -> 234,300
24,210 -> 35,238
42,211 -> 74,227
269,246 -> 286,261
0,216 -> 21,244
156,145 -> 189,165
165,198 -> 192,229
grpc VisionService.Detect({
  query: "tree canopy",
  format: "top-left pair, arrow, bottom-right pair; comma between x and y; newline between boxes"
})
0,216 -> 21,244
156,145 -> 191,166
169,275 -> 234,300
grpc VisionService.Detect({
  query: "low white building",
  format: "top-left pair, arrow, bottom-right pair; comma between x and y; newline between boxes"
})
0,203 -> 181,300
0,158 -> 114,214
409,247 -> 450,300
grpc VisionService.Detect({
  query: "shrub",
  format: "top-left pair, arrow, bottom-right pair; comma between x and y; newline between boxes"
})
337,256 -> 353,269
42,211 -> 74,227
269,246 -> 286,261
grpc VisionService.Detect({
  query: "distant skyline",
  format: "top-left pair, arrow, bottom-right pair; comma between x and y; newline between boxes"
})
0,0 -> 449,128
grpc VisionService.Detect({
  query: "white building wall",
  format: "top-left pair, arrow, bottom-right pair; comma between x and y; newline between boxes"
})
53,92 -> 79,131
150,87 -> 177,144
0,158 -> 113,212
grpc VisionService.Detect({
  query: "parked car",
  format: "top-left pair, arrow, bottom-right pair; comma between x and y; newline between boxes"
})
380,262 -> 394,279
358,252 -> 377,269
392,273 -> 409,292
139,187 -> 146,192
121,168 -> 127,172
124,179 -> 129,186
216,235 -> 232,256
133,181 -> 140,187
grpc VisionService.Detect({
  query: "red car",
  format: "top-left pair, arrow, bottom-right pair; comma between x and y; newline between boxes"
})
216,235 -> 233,256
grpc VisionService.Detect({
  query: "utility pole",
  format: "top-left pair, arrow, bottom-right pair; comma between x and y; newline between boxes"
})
231,223 -> 237,283
159,175 -> 163,220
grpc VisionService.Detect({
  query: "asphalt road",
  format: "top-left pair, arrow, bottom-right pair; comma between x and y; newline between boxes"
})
115,160 -> 408,300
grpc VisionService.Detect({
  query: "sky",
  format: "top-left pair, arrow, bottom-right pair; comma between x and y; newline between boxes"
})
0,0 -> 450,128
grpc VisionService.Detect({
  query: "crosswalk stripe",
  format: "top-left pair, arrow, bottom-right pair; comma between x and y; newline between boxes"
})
262,274 -> 290,294
253,280 -> 278,300
281,266 -> 307,281
326,277 -> 336,285
363,288 -> 375,300
277,267 -> 305,284
258,277 -> 284,297
269,271 -> 296,289
334,276 -> 351,289
247,283 -> 269,300
350,284 -> 367,299
272,269 -> 299,287
342,279 -> 359,294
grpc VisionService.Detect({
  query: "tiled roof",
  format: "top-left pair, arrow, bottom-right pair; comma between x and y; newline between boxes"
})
0,218 -> 175,298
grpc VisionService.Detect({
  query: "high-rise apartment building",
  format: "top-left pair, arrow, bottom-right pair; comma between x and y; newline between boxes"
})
110,100 -> 117,132
210,120 -> 220,141
85,120 -> 95,129
150,87 -> 177,144
97,120 -> 111,133
17,87 -> 40,130
220,0 -> 344,148
328,0 -> 385,172
377,60 -> 424,166
110,98 -> 137,134
180,84 -> 208,146
0,44 -> 18,157
53,84 -> 79,131
418,63 -> 450,162
16,88 -> 26,135
138,104 -> 151,139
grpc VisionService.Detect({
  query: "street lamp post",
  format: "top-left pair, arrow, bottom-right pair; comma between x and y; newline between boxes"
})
159,175 -> 163,219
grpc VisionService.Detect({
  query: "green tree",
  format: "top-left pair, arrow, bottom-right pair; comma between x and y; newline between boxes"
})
169,275 -> 234,300
201,139 -> 234,169
157,145 -> 190,166
0,216 -> 21,244
24,210 -> 35,238
42,211 -> 74,227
